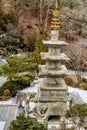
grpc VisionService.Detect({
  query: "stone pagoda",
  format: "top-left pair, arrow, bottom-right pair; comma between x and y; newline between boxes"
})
37,0 -> 69,121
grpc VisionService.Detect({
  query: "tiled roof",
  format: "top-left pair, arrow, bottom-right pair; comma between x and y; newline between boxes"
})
0,104 -> 18,130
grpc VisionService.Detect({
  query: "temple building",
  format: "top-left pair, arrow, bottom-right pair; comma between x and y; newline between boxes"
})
37,0 -> 69,121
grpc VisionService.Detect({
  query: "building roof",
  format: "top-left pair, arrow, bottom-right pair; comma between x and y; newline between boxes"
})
0,104 -> 18,130
0,121 -> 6,130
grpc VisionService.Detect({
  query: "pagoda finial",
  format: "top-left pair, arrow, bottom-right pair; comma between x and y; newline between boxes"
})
51,0 -> 60,30
56,0 -> 58,9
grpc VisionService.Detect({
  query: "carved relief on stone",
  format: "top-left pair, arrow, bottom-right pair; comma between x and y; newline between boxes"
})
43,102 -> 67,120
37,103 -> 48,117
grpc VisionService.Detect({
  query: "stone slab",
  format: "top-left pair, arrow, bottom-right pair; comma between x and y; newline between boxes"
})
43,40 -> 68,48
41,52 -> 69,61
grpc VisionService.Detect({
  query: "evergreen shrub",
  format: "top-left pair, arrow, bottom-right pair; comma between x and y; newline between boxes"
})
0,81 -> 21,97
26,33 -> 37,52
10,114 -> 47,130
82,78 -> 87,83
0,75 -> 34,98
66,104 -> 87,118
15,74 -> 34,88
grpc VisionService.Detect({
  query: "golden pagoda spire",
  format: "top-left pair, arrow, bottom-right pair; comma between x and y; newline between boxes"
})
51,0 -> 60,30
56,0 -> 58,9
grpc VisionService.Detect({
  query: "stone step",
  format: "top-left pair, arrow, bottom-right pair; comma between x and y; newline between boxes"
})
41,52 -> 69,61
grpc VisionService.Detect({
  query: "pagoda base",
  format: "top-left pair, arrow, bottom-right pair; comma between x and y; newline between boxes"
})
37,101 -> 69,121
37,78 -> 69,120
38,78 -> 68,101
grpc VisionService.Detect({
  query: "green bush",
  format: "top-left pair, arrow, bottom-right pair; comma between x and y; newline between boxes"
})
0,75 -> 34,97
26,33 -> 37,52
66,104 -> 87,118
10,114 -> 47,130
0,68 -> 2,76
14,74 -> 34,91
0,81 -> 21,97
64,76 -> 74,86
15,75 -> 34,88
81,78 -> 87,83
4,11 -> 17,24
1,54 -> 37,80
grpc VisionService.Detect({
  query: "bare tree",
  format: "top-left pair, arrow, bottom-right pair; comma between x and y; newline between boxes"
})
64,44 -> 87,83
36,0 -> 55,34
